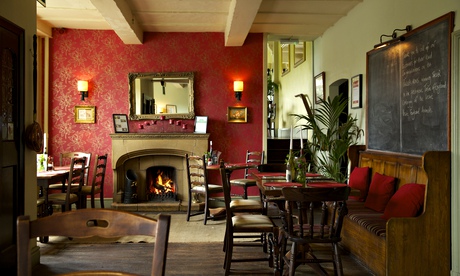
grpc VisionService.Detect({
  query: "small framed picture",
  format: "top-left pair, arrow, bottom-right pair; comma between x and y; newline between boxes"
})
166,104 -> 177,113
351,74 -> 363,109
227,106 -> 247,123
75,106 -> 96,123
194,116 -> 208,133
113,114 -> 129,133
314,72 -> 325,104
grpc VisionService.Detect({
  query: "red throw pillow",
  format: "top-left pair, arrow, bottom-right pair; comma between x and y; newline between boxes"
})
381,183 -> 426,220
348,167 -> 370,201
364,172 -> 396,212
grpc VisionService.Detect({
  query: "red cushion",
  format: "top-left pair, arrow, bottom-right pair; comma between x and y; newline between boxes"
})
381,183 -> 426,220
364,172 -> 396,212
348,167 -> 370,201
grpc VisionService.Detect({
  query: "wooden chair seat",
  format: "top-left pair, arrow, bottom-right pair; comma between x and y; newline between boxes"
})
47,183 -> 79,190
47,193 -> 79,203
230,198 -> 263,212
80,185 -> 101,194
191,184 -> 223,193
231,178 -> 256,185
232,214 -> 275,229
37,198 -> 45,206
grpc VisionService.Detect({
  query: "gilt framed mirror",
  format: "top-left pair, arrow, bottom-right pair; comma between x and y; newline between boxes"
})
128,71 -> 195,120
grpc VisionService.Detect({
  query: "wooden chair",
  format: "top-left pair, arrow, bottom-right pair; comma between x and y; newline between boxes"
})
60,152 -> 92,184
230,150 -> 264,199
48,152 -> 92,191
219,161 -> 279,276
47,157 -> 87,212
279,186 -> 350,276
185,154 -> 224,225
79,154 -> 108,208
17,209 -> 171,276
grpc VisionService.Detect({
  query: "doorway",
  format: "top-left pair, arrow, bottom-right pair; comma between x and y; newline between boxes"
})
329,79 -> 349,177
0,16 -> 25,272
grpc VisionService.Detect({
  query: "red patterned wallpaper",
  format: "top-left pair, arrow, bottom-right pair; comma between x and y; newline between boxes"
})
48,29 -> 264,200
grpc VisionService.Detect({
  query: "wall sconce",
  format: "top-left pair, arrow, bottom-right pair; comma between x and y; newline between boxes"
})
77,80 -> 88,101
233,81 -> 243,101
374,25 -> 412,49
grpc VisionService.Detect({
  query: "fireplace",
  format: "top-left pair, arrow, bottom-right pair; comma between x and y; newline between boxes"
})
147,166 -> 177,202
110,133 -> 210,211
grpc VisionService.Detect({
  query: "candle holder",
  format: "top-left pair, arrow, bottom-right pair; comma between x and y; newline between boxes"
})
140,118 -> 191,133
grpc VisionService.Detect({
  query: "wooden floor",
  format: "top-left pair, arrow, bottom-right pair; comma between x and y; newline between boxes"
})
32,212 -> 375,276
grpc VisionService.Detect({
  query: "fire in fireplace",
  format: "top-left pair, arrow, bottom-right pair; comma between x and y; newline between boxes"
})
146,166 -> 178,202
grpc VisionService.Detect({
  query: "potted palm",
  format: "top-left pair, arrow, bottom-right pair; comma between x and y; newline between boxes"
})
292,94 -> 363,183
267,69 -> 278,101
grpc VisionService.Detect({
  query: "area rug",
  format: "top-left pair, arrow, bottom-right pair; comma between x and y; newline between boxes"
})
43,212 -> 226,244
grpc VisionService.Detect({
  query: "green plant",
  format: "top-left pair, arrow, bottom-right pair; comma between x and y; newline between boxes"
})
292,94 -> 363,183
267,69 -> 278,100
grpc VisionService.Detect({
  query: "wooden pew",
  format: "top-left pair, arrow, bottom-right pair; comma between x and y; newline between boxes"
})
342,146 -> 451,275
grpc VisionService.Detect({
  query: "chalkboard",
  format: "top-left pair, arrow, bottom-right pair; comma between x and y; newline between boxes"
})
367,12 -> 454,155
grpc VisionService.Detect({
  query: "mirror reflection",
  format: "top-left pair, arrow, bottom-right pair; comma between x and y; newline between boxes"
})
281,44 -> 290,75
294,42 -> 305,67
129,72 -> 195,120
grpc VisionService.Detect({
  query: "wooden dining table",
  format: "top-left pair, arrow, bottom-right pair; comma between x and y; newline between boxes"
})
251,171 -> 349,212
207,162 -> 257,184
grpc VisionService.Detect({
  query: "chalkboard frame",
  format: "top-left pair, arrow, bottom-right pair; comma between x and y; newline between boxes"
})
366,12 -> 454,156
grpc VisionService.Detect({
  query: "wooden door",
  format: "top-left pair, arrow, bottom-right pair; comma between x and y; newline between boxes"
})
0,16 -> 25,272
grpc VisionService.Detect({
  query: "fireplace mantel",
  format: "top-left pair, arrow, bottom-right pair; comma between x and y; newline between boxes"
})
110,133 -> 210,169
110,133 -> 210,209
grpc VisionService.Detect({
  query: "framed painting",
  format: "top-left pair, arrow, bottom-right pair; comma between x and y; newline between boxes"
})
166,104 -> 177,113
314,72 -> 325,104
351,74 -> 363,109
113,114 -> 129,133
227,106 -> 247,123
75,105 -> 96,123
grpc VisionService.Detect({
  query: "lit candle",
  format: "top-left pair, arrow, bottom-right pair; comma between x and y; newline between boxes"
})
43,133 -> 46,153
300,128 -> 303,149
289,127 -> 293,150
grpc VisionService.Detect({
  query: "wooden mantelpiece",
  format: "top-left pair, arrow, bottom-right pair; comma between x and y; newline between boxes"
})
110,133 -> 210,208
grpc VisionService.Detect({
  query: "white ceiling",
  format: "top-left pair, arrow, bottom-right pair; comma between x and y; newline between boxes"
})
36,0 -> 362,46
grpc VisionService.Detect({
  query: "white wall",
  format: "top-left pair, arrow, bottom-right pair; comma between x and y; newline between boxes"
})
314,0 -> 460,144
275,41 -> 313,131
313,0 -> 460,274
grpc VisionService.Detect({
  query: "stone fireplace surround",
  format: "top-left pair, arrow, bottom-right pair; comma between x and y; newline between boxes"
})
110,133 -> 210,211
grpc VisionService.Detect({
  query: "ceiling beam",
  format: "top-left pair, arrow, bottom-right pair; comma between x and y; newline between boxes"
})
90,0 -> 143,44
225,0 -> 262,47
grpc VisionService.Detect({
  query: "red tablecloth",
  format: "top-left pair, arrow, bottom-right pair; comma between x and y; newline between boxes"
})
253,172 -> 285,178
263,182 -> 303,188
